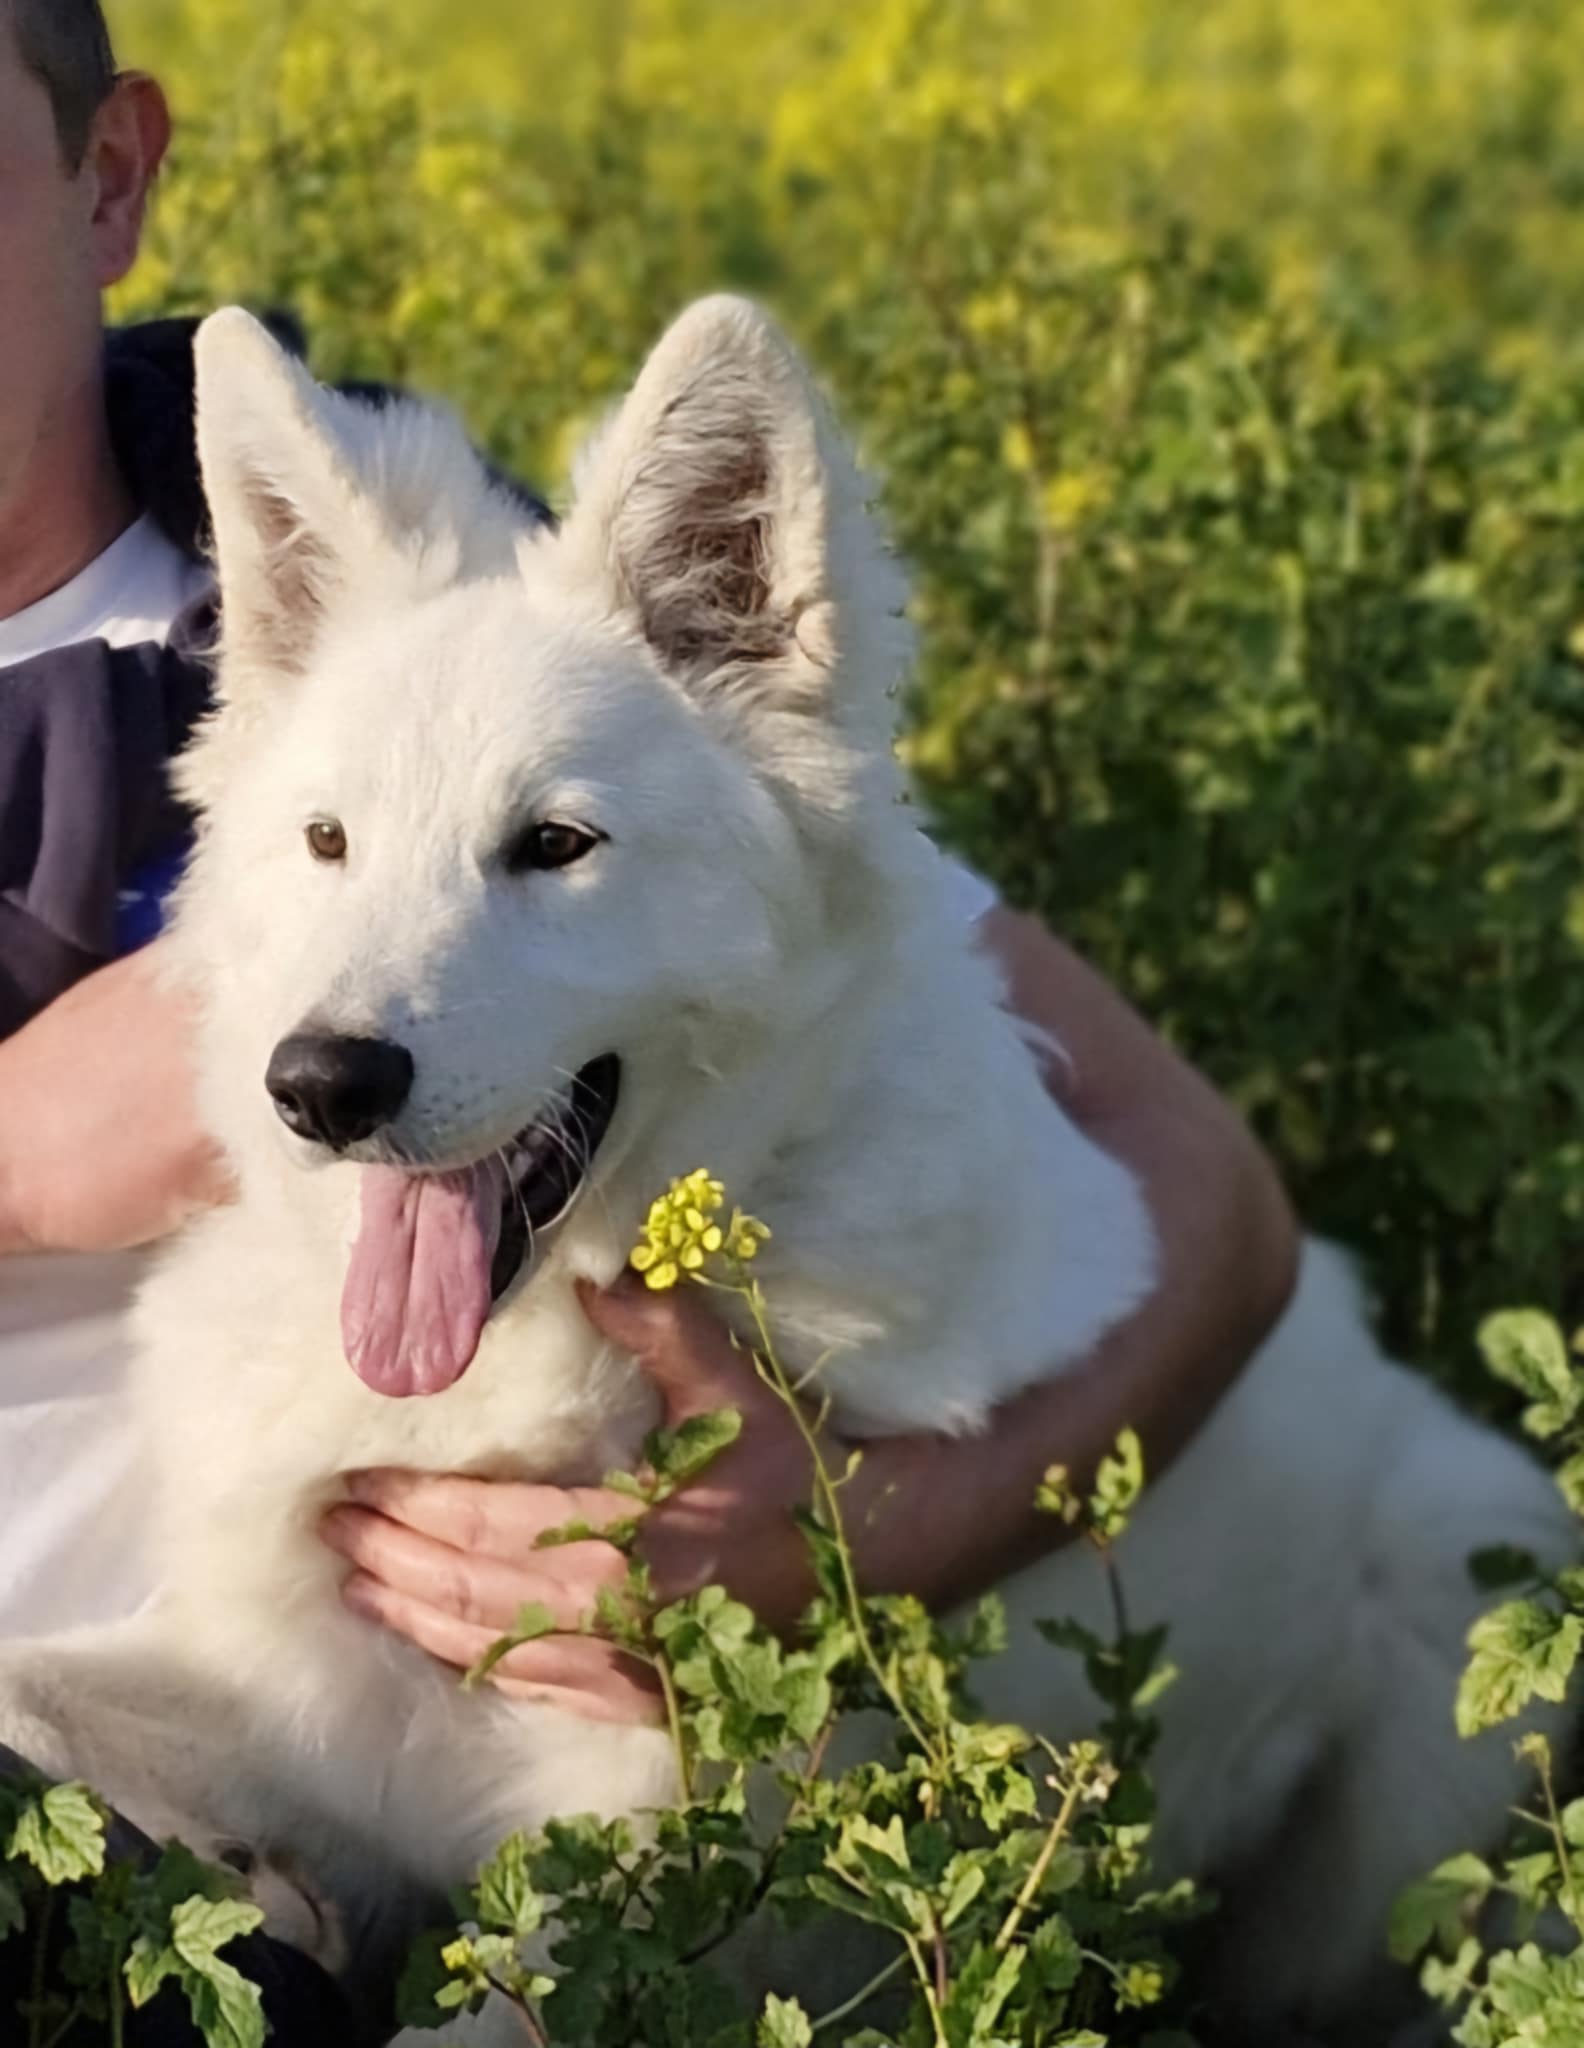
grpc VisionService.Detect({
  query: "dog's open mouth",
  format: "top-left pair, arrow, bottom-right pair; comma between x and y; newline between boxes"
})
340,1055 -> 621,1400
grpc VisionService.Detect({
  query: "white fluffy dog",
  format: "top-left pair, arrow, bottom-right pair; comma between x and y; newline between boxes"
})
0,297 -> 1570,2037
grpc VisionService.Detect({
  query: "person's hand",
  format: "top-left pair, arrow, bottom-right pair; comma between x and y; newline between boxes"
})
0,946 -> 233,1254
319,1274 -> 836,1725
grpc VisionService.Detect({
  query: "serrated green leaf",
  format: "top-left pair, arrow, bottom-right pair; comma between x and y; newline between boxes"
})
474,1831 -> 544,1938
126,1933 -> 181,2010
1478,1311 -> 1582,1439
1457,1600 -> 1583,1734
1390,1853 -> 1495,1961
1556,1452 -> 1584,1517
7,1781 -> 107,1885
1422,1934 -> 1484,2009
757,1992 -> 813,2048
173,1956 -> 268,2048
645,1407 -> 744,1492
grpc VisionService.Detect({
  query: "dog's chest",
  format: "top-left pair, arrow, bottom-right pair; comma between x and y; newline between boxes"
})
136,1233 -> 658,1524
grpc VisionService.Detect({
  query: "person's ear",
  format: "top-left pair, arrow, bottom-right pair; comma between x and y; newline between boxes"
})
82,71 -> 172,290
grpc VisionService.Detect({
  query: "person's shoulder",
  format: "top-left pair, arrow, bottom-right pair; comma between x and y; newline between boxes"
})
106,310 -> 554,556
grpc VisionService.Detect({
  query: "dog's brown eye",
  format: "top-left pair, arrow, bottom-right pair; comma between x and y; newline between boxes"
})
507,822 -> 602,874
306,819 -> 348,864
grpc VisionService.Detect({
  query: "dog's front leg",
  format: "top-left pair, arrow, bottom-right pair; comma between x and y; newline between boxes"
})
0,1617 -> 352,1969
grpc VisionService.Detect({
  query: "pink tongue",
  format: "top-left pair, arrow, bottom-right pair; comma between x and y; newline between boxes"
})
342,1165 -> 504,1398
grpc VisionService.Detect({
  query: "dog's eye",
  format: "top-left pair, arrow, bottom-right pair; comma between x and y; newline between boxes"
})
506,822 -> 603,874
306,819 -> 348,864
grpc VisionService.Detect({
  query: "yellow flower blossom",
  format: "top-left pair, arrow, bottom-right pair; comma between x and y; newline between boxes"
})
629,1172 -> 770,1290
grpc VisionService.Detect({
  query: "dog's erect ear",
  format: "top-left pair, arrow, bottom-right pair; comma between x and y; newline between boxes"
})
194,308 -> 395,698
558,296 -> 911,745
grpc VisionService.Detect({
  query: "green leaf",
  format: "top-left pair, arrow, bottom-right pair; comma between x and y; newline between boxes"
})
535,1513 -> 641,1550
474,1832 -> 545,1939
1456,1600 -> 1583,1734
1091,1427 -> 1145,1541
128,1896 -> 267,2048
126,1933 -> 181,2010
645,1408 -> 744,1493
1421,1934 -> 1484,2009
171,1896 -> 267,1965
1025,1914 -> 1083,1996
393,1928 -> 463,2029
1503,1849 -> 1560,1912
1390,1853 -> 1495,1961
1556,1451 -> 1584,1517
1477,1311 -> 1582,1439
940,1853 -> 988,1929
757,1993 -> 813,2048
1468,1545 -> 1541,1592
597,1469 -> 653,1501
942,1940 -> 1024,2044
7,1781 -> 107,1885
1036,1465 -> 1083,1525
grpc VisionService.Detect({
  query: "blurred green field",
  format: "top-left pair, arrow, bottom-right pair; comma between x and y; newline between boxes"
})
111,0 -> 1584,1386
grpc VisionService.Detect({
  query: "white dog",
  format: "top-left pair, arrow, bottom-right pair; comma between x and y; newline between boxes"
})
0,297 -> 1570,2039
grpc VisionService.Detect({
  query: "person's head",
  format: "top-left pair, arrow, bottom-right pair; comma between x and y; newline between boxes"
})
0,0 -> 170,508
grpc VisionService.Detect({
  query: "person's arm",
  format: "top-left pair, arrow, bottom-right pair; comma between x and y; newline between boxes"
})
0,945 -> 231,1256
322,910 -> 1300,1721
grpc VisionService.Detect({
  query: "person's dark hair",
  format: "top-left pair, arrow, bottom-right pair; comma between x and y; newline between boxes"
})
9,0 -> 117,168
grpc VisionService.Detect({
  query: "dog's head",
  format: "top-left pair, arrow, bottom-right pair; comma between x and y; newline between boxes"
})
178,297 -> 916,1397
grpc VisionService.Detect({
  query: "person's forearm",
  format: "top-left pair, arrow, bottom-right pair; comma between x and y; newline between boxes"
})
0,949 -> 230,1256
843,1073 -> 1299,1612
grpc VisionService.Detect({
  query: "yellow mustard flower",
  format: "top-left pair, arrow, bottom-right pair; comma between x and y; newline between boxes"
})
629,1172 -> 771,1290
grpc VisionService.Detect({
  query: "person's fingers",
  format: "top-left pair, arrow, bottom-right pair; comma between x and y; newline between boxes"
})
339,1573 -> 662,1725
578,1271 -> 780,1421
339,1468 -> 638,1557
321,1507 -> 626,1633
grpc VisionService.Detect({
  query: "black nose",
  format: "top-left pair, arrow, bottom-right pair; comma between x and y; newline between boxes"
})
265,1033 -> 415,1151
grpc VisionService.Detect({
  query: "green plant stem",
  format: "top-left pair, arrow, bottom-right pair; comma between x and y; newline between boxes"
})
1534,1743 -> 1579,1921
487,1973 -> 548,2047
735,1272 -> 940,1768
903,1931 -> 949,2048
651,1648 -> 692,1803
809,1949 -> 912,2035
994,1772 -> 1085,1953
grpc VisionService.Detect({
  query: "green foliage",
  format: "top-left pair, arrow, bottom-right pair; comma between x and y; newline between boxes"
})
1395,1311 -> 1584,2043
0,1772 -> 267,2046
395,1224 -> 1204,2046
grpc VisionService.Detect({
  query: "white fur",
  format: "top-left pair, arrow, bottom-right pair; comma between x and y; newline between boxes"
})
0,298 -> 1572,2036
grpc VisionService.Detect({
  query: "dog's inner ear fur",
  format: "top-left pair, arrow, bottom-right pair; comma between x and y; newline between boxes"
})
616,399 -> 797,684
227,464 -> 340,678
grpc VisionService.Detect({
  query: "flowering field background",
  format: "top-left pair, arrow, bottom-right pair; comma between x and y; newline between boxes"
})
113,0 -> 1584,1392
